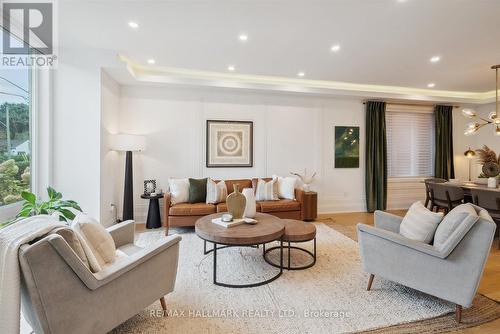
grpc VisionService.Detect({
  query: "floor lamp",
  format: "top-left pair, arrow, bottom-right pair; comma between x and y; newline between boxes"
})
110,134 -> 147,221
464,148 -> 476,182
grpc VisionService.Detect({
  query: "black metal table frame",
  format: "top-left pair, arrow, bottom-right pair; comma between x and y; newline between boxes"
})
263,237 -> 316,270
201,239 -> 283,288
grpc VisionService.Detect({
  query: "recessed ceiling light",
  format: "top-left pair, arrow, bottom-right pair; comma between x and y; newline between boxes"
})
128,21 -> 139,29
297,72 -> 305,77
397,0 -> 408,3
227,65 -> 235,72
330,44 -> 341,52
427,83 -> 436,88
239,34 -> 248,41
430,56 -> 441,63
147,59 -> 155,64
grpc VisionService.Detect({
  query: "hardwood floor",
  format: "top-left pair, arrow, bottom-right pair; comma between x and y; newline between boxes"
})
137,210 -> 500,333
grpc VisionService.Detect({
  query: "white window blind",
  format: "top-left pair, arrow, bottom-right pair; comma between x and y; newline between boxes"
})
386,104 -> 435,178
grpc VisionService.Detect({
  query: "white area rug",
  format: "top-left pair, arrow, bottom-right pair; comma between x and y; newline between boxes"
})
111,224 -> 453,334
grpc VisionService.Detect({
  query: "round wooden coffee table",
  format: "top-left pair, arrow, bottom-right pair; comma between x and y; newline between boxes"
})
195,212 -> 285,288
263,219 -> 317,270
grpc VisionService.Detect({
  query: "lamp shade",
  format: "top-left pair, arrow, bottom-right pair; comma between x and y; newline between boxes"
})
464,147 -> 475,159
109,134 -> 146,152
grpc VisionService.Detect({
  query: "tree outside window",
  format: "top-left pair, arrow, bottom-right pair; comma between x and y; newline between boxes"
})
0,69 -> 31,207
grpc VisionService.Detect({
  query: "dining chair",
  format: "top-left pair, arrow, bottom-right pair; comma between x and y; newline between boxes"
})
471,188 -> 500,249
424,178 -> 447,209
428,183 -> 464,214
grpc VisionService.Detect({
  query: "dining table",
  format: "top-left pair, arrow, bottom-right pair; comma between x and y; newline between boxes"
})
447,180 -> 500,196
442,181 -> 500,207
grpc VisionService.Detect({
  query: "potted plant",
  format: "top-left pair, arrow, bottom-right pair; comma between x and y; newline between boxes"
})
476,146 -> 500,187
0,187 -> 82,229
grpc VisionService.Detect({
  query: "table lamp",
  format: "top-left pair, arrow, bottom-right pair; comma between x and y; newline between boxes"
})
110,134 -> 147,221
464,147 -> 475,182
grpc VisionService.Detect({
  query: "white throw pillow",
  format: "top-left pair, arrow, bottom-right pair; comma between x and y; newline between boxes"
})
71,214 -> 117,273
433,203 -> 478,247
168,178 -> 190,205
399,201 -> 443,244
255,178 -> 279,201
478,208 -> 494,223
272,175 -> 296,200
206,178 -> 227,204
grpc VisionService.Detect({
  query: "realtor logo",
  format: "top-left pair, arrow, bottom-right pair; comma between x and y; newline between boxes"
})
1,1 -> 57,67
2,2 -> 53,54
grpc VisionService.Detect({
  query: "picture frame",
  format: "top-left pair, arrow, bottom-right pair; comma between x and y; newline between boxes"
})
334,126 -> 360,168
206,120 -> 254,168
143,180 -> 157,195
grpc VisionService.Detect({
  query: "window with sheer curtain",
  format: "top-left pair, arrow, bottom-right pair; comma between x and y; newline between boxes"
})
386,104 -> 435,178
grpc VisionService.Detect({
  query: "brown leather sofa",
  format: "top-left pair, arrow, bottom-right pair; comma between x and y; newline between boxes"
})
163,178 -> 307,233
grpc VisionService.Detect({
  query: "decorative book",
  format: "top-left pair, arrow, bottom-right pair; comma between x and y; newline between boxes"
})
211,217 -> 258,228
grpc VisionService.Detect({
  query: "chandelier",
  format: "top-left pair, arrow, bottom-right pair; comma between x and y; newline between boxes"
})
462,64 -> 500,136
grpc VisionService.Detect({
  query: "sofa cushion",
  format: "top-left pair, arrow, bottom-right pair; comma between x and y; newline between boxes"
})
259,200 -> 300,213
206,178 -> 227,204
53,227 -> 90,269
216,202 -> 228,213
217,202 -> 262,213
225,179 -> 253,194
399,201 -> 443,244
255,178 -> 279,201
188,178 -> 207,203
434,203 -> 478,248
71,214 -> 117,273
168,178 -> 190,205
169,203 -> 216,216
272,175 -> 296,200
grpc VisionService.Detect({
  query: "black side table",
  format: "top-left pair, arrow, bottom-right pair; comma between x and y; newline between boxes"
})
140,194 -> 164,229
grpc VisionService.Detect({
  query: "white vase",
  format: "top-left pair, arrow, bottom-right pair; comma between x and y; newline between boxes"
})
302,184 -> 310,192
487,177 -> 498,188
242,188 -> 256,218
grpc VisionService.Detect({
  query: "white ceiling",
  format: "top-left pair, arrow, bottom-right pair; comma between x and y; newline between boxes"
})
61,0 -> 500,93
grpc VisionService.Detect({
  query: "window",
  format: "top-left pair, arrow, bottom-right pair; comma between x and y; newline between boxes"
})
0,68 -> 31,207
386,104 -> 434,178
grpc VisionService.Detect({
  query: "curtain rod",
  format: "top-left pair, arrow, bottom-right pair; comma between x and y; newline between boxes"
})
362,101 -> 460,108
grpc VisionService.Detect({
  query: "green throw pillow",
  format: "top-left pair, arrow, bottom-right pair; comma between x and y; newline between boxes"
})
188,178 -> 208,203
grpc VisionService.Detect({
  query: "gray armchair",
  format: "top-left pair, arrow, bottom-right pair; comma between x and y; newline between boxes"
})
19,220 -> 181,334
358,209 -> 496,323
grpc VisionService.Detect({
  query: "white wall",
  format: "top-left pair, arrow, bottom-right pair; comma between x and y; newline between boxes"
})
51,47 -> 119,220
111,85 -> 433,222
100,71 -> 121,226
454,103 -> 500,181
96,83 -> 500,223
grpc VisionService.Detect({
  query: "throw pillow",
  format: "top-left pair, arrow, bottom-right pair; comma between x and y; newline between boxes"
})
168,178 -> 190,205
255,178 -> 279,201
71,214 -> 117,273
273,175 -> 296,200
53,227 -> 90,269
399,201 -> 443,243
433,203 -> 478,248
478,208 -> 494,223
188,178 -> 208,203
206,178 -> 227,204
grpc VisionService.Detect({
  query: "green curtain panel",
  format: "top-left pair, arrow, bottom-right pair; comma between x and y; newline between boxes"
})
434,105 -> 455,180
365,101 -> 387,212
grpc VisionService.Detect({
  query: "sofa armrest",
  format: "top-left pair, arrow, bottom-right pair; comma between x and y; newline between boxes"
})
93,235 -> 181,288
107,220 -> 135,248
48,234 -> 182,290
374,211 -> 403,233
295,188 -> 305,203
163,192 -> 172,231
357,223 -> 446,259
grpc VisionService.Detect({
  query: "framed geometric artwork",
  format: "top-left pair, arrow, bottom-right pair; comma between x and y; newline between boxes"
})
206,120 -> 254,168
334,126 -> 360,168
